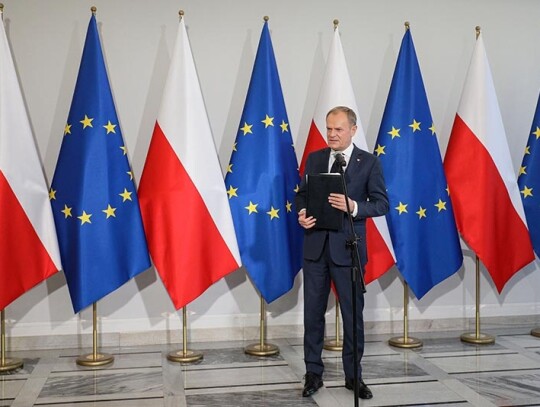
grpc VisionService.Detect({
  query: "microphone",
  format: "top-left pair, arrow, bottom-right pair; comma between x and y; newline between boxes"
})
334,152 -> 346,168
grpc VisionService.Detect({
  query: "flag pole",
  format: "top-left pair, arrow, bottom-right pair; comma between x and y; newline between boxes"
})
0,309 -> 23,372
76,302 -> 114,366
389,280 -> 422,348
167,306 -> 203,363
245,295 -> 279,356
460,256 -> 495,344
324,298 -> 343,351
322,19 -> 344,354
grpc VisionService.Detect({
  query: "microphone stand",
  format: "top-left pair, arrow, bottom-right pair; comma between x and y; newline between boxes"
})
337,158 -> 365,407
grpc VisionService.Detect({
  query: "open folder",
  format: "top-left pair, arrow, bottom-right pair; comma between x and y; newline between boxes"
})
306,173 -> 344,230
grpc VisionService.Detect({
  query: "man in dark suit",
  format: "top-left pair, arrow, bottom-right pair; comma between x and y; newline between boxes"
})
295,106 -> 389,399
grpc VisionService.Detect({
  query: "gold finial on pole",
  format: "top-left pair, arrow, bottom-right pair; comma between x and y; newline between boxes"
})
333,19 -> 339,30
405,21 -> 410,31
475,26 -> 481,39
91,6 -> 97,16
263,15 -> 269,22
179,10 -> 184,21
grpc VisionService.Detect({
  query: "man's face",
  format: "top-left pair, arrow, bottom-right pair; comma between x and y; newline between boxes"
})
326,111 -> 357,152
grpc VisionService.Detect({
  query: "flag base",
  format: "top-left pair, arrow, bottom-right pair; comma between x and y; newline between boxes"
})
244,343 -> 279,356
388,336 -> 423,349
531,328 -> 540,338
460,332 -> 495,345
324,338 -> 343,351
167,349 -> 203,363
76,353 -> 114,367
0,357 -> 23,372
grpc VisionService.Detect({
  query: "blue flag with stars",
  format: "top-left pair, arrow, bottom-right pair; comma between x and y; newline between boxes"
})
518,94 -> 540,258
225,21 -> 303,303
374,29 -> 463,299
50,15 -> 150,313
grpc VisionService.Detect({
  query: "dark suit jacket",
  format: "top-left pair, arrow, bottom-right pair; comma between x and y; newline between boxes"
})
295,145 -> 389,266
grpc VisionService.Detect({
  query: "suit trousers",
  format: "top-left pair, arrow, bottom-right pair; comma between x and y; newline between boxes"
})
303,233 -> 365,380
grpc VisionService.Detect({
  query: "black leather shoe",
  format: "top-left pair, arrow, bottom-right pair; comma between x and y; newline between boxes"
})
345,378 -> 373,399
302,372 -> 323,397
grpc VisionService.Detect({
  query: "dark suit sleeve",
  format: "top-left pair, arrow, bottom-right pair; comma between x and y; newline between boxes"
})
295,156 -> 311,213
356,157 -> 389,219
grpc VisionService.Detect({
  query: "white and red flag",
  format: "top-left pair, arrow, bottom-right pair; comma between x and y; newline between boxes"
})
444,33 -> 534,292
138,17 -> 241,309
300,27 -> 395,283
0,14 -> 61,309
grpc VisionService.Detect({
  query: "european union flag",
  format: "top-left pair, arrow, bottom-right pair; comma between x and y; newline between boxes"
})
374,28 -> 463,299
50,15 -> 150,313
518,94 -> 540,257
225,20 -> 303,303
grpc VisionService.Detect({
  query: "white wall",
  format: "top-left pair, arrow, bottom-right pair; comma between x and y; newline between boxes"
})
3,0 -> 540,344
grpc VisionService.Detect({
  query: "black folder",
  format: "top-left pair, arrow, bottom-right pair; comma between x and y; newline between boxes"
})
306,173 -> 344,230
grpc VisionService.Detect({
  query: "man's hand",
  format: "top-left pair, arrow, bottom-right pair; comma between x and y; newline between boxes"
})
328,193 -> 354,213
298,210 -> 316,229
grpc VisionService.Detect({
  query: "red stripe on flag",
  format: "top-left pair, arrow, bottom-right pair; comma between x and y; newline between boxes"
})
444,115 -> 534,291
299,120 -> 327,176
364,218 -> 395,284
139,123 -> 239,309
0,171 -> 57,309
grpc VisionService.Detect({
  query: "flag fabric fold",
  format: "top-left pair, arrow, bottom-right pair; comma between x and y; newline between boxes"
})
138,17 -> 241,310
518,94 -> 540,258
225,21 -> 303,303
374,29 -> 463,299
51,15 -> 150,313
0,14 -> 61,310
444,33 -> 534,292
300,27 -> 395,284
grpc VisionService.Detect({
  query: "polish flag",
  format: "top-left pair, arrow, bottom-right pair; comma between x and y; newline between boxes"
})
444,33 -> 534,292
300,27 -> 396,283
0,14 -> 61,309
138,17 -> 241,309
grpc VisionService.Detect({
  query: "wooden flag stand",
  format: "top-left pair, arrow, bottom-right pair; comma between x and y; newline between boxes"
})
167,307 -> 203,363
76,302 -> 114,367
245,296 -> 279,356
0,309 -> 23,372
460,256 -> 495,345
389,281 -> 422,349
324,296 -> 343,351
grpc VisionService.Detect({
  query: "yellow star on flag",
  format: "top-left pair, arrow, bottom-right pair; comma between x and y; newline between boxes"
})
77,211 -> 92,225
262,115 -> 274,128
103,121 -> 117,134
286,200 -> 292,212
64,124 -> 72,135
80,115 -> 94,129
61,204 -> 72,218
240,122 -> 253,135
119,188 -> 133,202
521,185 -> 533,198
233,142 -> 238,151
227,164 -> 233,174
519,166 -> 527,176
280,120 -> 289,133
102,204 -> 117,218
120,145 -> 127,155
409,119 -> 421,132
435,199 -> 447,212
374,144 -> 386,156
533,126 -> 540,139
416,206 -> 427,219
49,188 -> 57,200
294,184 -> 300,193
227,185 -> 238,199
127,171 -> 133,180
395,202 -> 408,214
267,206 -> 279,219
525,145 -> 531,155
388,126 -> 400,139
429,123 -> 436,135
245,201 -> 258,214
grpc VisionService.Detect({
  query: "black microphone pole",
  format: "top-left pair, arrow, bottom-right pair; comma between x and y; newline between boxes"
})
336,154 -> 364,407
